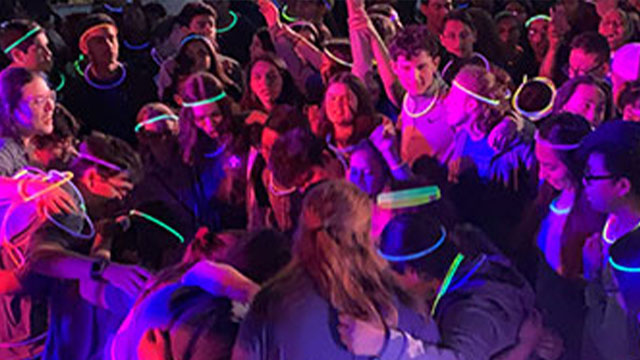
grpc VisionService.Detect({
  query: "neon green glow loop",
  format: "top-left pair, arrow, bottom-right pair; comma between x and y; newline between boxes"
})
525,15 -> 551,28
129,209 -> 185,243
217,11 -> 238,34
135,114 -> 178,133
3,26 -> 41,54
182,92 -> 227,108
281,5 -> 297,22
431,253 -> 465,316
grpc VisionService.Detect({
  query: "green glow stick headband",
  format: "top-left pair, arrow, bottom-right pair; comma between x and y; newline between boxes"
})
609,256 -> 640,273
376,186 -> 441,209
431,253 -> 464,316
135,114 -> 178,133
525,15 -> 551,28
452,80 -> 501,106
512,76 -> 556,121
217,11 -> 238,34
182,92 -> 227,108
129,209 -> 185,243
3,26 -> 41,54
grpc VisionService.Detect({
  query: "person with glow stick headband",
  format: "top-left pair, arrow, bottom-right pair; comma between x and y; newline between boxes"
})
525,14 -> 550,67
578,120 -> 640,358
338,212 -> 556,360
552,75 -> 612,129
63,13 -> 156,145
233,180 -> 440,360
0,19 -> 53,72
444,64 -> 536,189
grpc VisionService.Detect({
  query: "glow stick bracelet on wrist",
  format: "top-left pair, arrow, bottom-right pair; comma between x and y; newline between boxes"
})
129,210 -> 185,243
525,15 -> 551,28
183,92 -> 227,108
376,186 -> 441,209
3,26 -> 41,54
217,11 -> 238,34
377,226 -> 447,262
135,114 -> 179,133
431,253 -> 464,316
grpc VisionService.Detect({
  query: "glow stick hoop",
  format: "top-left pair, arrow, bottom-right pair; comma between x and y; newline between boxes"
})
512,76 -> 556,121
129,209 -> 185,243
3,26 -> 41,54
123,40 -> 150,50
135,114 -> 178,133
378,226 -> 447,262
323,47 -> 352,68
54,73 -> 66,92
182,92 -> 227,108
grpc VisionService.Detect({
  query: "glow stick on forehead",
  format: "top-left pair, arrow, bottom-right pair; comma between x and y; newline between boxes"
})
452,80 -> 501,106
79,23 -> 117,50
378,226 -> 447,262
179,34 -> 211,48
377,186 -> 441,209
525,14 -> 551,28
534,131 -> 582,150
3,26 -> 41,54
182,92 -> 227,108
129,209 -> 185,243
77,152 -> 124,172
135,114 -> 178,133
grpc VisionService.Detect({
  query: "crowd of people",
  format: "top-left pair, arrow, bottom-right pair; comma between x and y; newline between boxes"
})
0,0 -> 640,359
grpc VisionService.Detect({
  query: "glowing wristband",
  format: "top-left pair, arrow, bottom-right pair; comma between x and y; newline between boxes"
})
431,253 -> 464,316
77,152 -> 124,172
217,11 -> 238,34
378,226 -> 447,262
377,186 -> 441,209
549,197 -> 572,215
54,73 -> 66,92
281,5 -> 297,22
20,171 -> 74,202
452,80 -> 500,106
512,76 -> 556,121
3,26 -> 41,54
323,47 -> 352,68
609,256 -> 640,273
129,209 -> 185,243
74,54 -> 86,76
135,114 -> 178,133
123,40 -> 150,51
534,132 -> 581,150
525,15 -> 551,28
183,92 -> 227,108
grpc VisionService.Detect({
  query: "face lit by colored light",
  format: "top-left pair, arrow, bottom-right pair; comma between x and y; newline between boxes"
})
420,0 -> 452,34
392,51 -> 438,96
568,48 -> 607,79
623,101 -> 640,122
527,19 -> 549,58
14,76 -> 55,136
325,82 -> 357,143
562,84 -> 607,128
189,14 -> 216,42
85,25 -> 119,66
497,17 -> 521,47
440,20 -> 476,59
347,145 -> 387,197
192,101 -> 225,139
599,9 -> 630,51
535,142 -> 574,191
15,32 -> 53,72
250,60 -> 283,111
184,40 -> 212,73
443,82 -> 473,129
583,152 -> 622,213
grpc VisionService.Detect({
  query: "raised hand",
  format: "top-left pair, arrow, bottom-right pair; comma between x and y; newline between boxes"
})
103,262 -> 151,297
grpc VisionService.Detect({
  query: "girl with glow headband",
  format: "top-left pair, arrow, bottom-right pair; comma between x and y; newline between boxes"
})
525,14 -> 551,29
512,76 -> 556,121
338,212 -> 538,360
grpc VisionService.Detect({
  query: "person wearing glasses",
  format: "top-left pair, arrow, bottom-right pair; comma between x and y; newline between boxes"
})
0,19 -> 53,73
579,120 -> 640,360
566,32 -> 610,81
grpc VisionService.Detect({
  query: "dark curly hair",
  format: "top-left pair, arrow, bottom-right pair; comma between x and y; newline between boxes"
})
388,24 -> 440,62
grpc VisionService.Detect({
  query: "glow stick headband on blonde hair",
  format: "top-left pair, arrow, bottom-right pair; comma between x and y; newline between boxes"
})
534,131 -> 582,150
135,114 -> 178,133
182,92 -> 227,108
525,14 -> 551,28
512,76 -> 556,121
3,25 -> 41,54
452,80 -> 501,106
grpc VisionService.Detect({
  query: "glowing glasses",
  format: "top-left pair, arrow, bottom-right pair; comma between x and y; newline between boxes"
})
3,26 -> 41,54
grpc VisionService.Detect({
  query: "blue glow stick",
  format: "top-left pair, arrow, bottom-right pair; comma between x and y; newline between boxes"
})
378,226 -> 447,262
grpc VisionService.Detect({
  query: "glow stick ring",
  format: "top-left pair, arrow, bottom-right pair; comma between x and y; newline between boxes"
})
84,62 -> 127,90
431,253 -> 464,316
534,132 -> 581,150
323,47 -> 352,68
182,92 -> 227,108
217,11 -> 238,34
268,173 -> 297,196
79,24 -> 117,50
150,47 -> 164,66
512,76 -> 556,121
135,114 -> 178,133
609,256 -> 640,273
402,88 -> 439,118
378,226 -> 447,262
123,40 -> 150,51
76,152 -> 124,172
281,5 -> 297,22
452,80 -> 500,106
129,209 -> 185,243
525,15 -> 551,28
179,34 -> 211,49
203,142 -> 228,159
3,26 -> 41,54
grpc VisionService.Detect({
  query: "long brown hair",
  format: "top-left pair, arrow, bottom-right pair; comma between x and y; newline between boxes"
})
267,180 -> 404,322
0,68 -> 41,141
